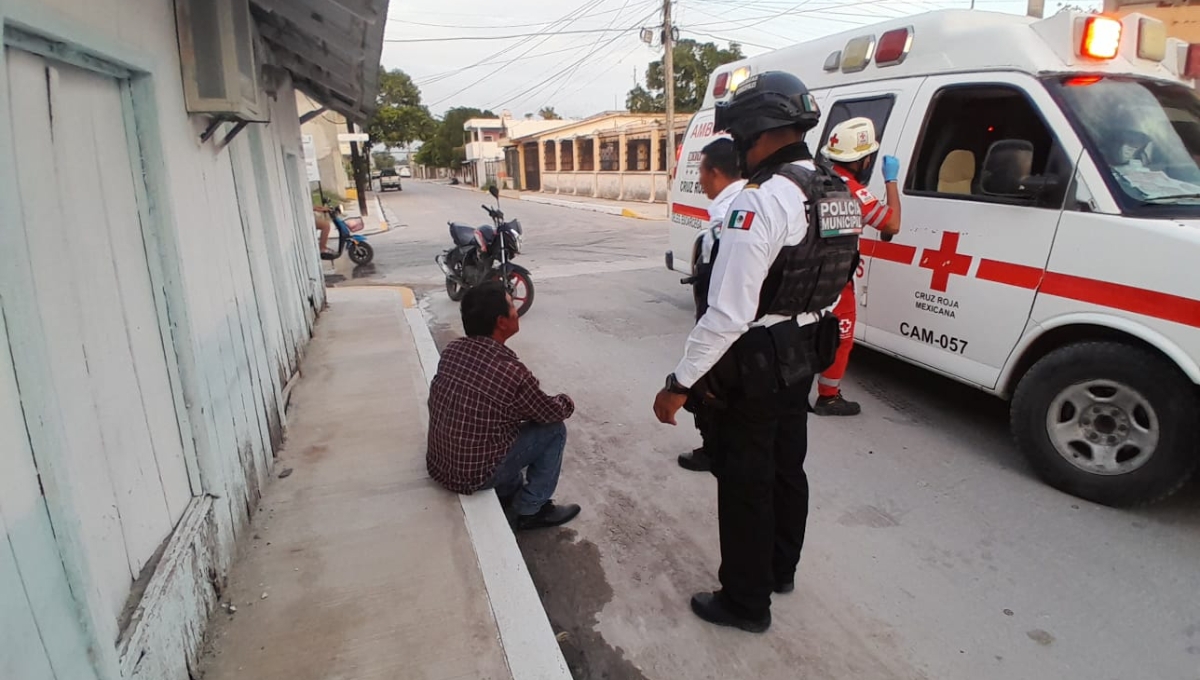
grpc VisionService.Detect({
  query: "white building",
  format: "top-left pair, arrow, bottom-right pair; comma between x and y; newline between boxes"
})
462,114 -> 577,186
463,117 -> 507,186
0,1 -> 386,679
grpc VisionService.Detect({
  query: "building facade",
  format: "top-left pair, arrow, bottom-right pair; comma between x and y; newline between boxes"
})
0,1 -> 386,679
506,112 -> 690,202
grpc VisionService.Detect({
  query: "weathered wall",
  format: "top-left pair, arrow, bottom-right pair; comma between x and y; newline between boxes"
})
537,171 -> 668,202
0,2 -> 325,679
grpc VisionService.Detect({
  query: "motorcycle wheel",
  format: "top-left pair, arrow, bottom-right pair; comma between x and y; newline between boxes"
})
348,241 -> 374,265
499,265 -> 535,317
446,278 -> 467,302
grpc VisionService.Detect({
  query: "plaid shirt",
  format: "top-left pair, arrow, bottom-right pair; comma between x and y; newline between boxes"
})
427,336 -> 574,493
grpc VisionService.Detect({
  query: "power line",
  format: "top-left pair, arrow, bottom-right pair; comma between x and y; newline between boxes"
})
384,26 -> 637,43
388,5 -> 634,30
539,0 -> 637,109
414,0 -> 612,89
415,43 -> 593,86
487,7 -> 658,112
425,0 -> 623,106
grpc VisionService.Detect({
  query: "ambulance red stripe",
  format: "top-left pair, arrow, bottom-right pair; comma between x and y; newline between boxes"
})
975,259 -> 1043,290
859,237 -> 917,265
860,239 -> 1200,329
671,203 -> 709,220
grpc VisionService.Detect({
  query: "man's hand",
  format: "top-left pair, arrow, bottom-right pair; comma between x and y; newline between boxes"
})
653,389 -> 688,425
882,155 -> 900,184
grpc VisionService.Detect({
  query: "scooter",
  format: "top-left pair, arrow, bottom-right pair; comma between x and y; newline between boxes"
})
320,202 -> 374,266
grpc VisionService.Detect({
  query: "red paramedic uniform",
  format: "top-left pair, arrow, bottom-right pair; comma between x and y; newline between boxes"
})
818,167 -> 895,399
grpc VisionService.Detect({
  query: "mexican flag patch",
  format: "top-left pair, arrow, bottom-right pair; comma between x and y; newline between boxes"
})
728,210 -> 756,231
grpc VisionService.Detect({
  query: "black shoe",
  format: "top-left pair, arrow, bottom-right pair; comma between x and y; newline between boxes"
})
515,501 -> 581,531
774,581 -> 794,594
677,447 -> 712,472
690,592 -> 770,633
813,393 -> 861,416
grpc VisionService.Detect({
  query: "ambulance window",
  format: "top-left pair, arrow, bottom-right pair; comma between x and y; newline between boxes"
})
818,96 -> 897,182
908,85 -> 1070,208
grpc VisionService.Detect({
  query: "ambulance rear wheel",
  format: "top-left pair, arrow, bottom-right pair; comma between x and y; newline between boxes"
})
1011,341 -> 1199,507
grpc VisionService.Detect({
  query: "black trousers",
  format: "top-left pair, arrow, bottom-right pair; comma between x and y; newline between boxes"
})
707,376 -> 812,620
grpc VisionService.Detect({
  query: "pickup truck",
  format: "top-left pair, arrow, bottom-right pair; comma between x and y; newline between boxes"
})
379,168 -> 402,191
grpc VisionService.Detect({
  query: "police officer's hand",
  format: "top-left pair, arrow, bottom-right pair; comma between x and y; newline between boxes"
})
653,389 -> 688,425
882,155 -> 900,183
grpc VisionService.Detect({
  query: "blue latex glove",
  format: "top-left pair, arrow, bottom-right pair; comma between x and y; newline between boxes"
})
882,155 -> 900,183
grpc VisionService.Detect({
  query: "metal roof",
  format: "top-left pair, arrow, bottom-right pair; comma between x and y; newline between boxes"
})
251,0 -> 389,122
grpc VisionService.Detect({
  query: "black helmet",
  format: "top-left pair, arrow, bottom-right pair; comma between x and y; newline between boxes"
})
714,71 -> 821,142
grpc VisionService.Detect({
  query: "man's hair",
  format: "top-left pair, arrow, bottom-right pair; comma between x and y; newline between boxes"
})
461,281 -> 510,337
701,138 -> 739,179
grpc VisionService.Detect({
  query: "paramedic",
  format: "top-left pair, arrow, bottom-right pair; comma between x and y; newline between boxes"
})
652,71 -> 861,632
814,117 -> 902,416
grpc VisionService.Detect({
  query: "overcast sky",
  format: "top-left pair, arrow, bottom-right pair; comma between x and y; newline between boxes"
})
382,0 -> 1102,119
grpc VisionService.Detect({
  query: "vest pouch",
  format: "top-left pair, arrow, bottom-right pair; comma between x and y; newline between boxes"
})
767,318 -> 820,388
734,326 -> 779,399
814,312 -> 841,372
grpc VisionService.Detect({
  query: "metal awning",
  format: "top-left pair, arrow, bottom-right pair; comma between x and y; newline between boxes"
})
251,0 -> 389,122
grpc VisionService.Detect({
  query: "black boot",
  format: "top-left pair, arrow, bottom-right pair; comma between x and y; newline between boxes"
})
677,447 -> 712,472
515,501 -> 581,531
689,592 -> 770,633
813,393 -> 861,416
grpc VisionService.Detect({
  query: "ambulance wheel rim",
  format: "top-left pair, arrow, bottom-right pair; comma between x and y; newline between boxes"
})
1046,379 -> 1159,476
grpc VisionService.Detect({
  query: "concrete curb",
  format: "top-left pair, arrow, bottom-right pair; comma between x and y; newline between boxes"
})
517,193 -> 650,219
437,181 -> 652,220
393,286 -> 572,680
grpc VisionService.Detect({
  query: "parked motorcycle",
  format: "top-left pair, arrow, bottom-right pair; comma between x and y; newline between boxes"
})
436,186 -> 534,316
319,202 -> 374,266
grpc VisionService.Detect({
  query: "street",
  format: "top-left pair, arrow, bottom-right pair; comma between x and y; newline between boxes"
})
350,182 -> 1200,680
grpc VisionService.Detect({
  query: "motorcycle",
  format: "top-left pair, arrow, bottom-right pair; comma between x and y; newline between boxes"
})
319,202 -> 374,266
436,185 -> 534,316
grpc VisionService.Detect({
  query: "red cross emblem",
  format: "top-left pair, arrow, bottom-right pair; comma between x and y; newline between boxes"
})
829,134 -> 839,148
919,232 -> 972,292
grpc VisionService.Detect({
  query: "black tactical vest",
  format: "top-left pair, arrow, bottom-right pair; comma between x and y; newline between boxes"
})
754,162 -> 861,319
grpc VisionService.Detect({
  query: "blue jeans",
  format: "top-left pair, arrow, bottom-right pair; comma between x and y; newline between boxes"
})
486,421 -> 567,516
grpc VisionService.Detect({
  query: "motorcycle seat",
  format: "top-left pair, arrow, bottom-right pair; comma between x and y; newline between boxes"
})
449,222 -> 480,246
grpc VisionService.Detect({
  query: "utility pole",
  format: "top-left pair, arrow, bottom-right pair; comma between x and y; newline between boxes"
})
347,120 -> 368,215
663,0 -> 676,180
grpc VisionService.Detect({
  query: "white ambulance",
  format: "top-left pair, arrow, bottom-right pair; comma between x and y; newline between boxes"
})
667,9 -> 1200,507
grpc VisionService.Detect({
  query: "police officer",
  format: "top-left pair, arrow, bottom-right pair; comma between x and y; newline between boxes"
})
679,138 -> 745,473
652,71 -> 862,632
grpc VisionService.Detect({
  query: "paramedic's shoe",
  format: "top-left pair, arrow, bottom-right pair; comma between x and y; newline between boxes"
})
813,393 -> 862,416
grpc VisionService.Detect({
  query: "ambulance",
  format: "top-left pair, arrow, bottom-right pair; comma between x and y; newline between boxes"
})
666,9 -> 1200,507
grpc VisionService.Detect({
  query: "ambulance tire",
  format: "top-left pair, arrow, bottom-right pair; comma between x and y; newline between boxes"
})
1011,341 -> 1200,507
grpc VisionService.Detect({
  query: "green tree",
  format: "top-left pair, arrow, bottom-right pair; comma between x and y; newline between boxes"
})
414,106 -> 496,169
372,151 -> 396,170
627,40 -> 744,114
366,67 -> 436,149
539,106 -> 561,120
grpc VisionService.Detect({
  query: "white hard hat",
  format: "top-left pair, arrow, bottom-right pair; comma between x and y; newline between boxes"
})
821,117 -> 880,163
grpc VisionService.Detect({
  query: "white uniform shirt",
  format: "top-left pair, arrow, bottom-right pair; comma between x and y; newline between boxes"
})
675,159 -> 835,388
699,179 -> 747,265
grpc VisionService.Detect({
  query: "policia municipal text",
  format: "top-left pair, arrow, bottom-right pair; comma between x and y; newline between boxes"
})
653,72 -> 864,633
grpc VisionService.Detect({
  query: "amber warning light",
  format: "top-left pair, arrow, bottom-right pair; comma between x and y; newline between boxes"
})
1081,16 -> 1122,60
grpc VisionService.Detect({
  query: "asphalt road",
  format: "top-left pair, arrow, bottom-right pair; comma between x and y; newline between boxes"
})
342,181 -> 1200,680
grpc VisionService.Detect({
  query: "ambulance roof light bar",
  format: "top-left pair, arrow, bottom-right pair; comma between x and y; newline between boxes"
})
1080,15 -> 1121,60
876,26 -> 914,66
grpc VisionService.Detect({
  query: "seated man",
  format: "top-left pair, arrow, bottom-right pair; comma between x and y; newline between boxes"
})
426,281 -> 581,530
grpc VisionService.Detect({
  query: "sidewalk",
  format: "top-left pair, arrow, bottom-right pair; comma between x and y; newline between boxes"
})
198,287 -> 569,680
440,180 -> 668,220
